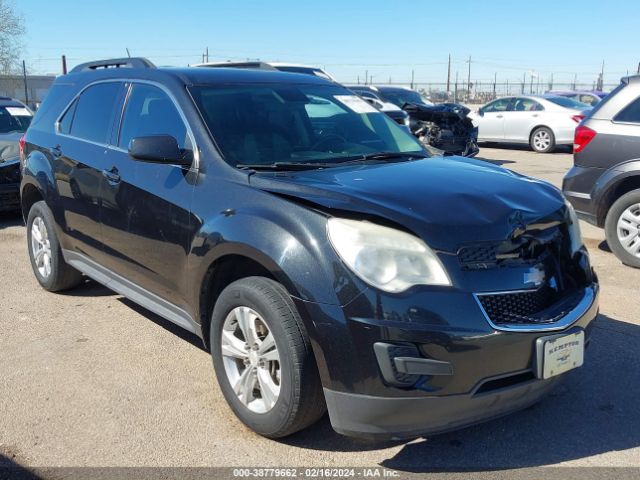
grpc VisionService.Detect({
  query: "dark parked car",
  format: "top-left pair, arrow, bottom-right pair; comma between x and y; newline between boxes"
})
0,97 -> 32,211
348,85 -> 479,157
21,58 -> 598,440
563,75 -> 640,267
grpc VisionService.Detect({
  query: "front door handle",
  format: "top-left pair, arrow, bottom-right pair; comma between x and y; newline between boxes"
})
532,114 -> 539,117
496,114 -> 504,118
102,166 -> 121,184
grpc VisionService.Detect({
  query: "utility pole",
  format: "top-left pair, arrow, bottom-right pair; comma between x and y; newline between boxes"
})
454,71 -> 459,103
493,72 -> 497,99
446,54 -> 451,93
522,72 -> 526,94
466,56 -> 472,100
598,60 -> 605,90
22,60 -> 29,106
125,48 -> 131,58
206,47 -> 209,63
357,75 -> 360,85
530,72 -> 534,94
411,70 -> 415,90
572,73 -> 577,90
637,62 -> 640,75
365,70 -> 368,85
61,55 -> 67,75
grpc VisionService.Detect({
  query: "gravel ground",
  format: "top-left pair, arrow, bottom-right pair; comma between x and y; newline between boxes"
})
1,145 -> 639,475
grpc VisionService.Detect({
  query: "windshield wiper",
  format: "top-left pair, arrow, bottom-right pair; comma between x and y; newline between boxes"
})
236,162 -> 337,171
357,151 -> 429,161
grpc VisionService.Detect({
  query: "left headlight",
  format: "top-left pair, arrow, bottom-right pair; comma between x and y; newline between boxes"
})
565,200 -> 583,254
327,217 -> 451,293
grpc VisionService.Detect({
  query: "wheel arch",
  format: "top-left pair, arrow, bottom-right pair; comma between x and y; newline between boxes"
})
596,172 -> 640,226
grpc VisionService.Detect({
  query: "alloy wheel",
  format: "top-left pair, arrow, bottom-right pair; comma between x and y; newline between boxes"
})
533,130 -> 551,151
220,306 -> 281,413
31,216 -> 52,278
617,203 -> 640,258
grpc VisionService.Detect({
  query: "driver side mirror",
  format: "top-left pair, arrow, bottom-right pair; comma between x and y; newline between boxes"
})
128,135 -> 191,166
478,108 -> 485,117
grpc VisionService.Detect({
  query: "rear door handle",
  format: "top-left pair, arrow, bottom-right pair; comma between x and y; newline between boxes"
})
102,166 -> 121,184
496,114 -> 503,118
532,114 -> 539,117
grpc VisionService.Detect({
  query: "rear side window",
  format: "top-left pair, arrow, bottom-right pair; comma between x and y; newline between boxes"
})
118,83 -> 189,150
66,82 -> 122,144
614,97 -> 640,123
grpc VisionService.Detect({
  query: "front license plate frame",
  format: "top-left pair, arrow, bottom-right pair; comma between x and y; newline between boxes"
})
535,330 -> 585,379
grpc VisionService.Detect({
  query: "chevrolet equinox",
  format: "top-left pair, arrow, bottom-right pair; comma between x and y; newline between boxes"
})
20,58 -> 599,439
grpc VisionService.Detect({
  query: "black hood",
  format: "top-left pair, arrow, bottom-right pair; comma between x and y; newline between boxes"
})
249,157 -> 566,252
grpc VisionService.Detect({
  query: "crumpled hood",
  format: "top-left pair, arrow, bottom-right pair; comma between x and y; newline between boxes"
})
0,132 -> 21,162
250,157 -> 566,252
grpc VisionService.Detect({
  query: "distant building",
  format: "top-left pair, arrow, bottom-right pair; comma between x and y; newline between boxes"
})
0,74 -> 56,109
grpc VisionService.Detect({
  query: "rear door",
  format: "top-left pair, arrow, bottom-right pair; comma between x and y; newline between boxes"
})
53,81 -> 125,263
476,98 -> 511,140
98,82 -> 196,310
503,97 -> 544,142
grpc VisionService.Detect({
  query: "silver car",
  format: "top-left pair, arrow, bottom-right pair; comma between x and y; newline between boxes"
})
470,95 -> 591,153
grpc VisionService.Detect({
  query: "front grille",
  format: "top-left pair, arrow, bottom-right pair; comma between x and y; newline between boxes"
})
477,287 -> 584,326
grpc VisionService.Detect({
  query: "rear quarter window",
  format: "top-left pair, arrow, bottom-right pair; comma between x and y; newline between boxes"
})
614,96 -> 640,123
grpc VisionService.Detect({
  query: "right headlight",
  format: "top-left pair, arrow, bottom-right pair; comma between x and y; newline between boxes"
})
565,200 -> 584,254
327,217 -> 451,293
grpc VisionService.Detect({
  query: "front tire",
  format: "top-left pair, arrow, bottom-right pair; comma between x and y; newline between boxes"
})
210,277 -> 325,438
530,127 -> 555,153
27,201 -> 83,292
605,190 -> 640,268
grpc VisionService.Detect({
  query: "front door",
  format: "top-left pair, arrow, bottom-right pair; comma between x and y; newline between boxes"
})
98,82 -> 197,310
476,98 -> 512,141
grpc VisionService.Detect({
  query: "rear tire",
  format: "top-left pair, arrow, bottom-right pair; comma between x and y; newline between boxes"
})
27,201 -> 83,292
605,190 -> 640,268
530,127 -> 555,153
210,276 -> 326,438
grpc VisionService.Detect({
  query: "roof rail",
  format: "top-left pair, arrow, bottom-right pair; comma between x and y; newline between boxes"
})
70,57 -> 156,73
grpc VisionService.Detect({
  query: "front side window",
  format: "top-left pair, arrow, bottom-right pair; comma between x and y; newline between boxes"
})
118,83 -> 190,150
189,84 -> 424,167
614,97 -> 640,123
0,106 -> 32,133
483,98 -> 511,113
68,82 -> 122,144
379,89 -> 429,107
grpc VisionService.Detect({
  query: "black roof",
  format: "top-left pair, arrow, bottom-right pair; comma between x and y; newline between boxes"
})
0,97 -> 26,108
65,57 -> 332,86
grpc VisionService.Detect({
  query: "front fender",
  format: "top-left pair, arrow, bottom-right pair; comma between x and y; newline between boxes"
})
188,197 -> 365,310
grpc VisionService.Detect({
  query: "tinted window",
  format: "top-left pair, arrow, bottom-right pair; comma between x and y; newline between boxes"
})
483,98 -> 511,113
69,82 -> 122,143
615,96 -> 640,123
189,84 -> 424,167
58,99 -> 77,134
118,84 -> 189,150
545,96 -> 590,110
0,106 -> 32,133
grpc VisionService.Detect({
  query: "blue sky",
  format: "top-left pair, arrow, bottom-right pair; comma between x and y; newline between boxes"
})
17,0 -> 640,87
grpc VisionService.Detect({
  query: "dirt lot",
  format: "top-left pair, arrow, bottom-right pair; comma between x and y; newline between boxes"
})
1,145 -> 639,473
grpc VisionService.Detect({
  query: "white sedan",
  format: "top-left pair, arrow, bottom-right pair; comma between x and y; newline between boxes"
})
469,95 -> 591,153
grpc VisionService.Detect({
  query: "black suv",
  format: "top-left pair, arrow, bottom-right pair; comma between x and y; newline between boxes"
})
563,75 -> 640,267
21,58 -> 598,439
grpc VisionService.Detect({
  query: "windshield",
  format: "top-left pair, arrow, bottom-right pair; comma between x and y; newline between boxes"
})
189,84 -> 425,167
379,89 -> 430,107
545,96 -> 591,110
0,106 -> 32,134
